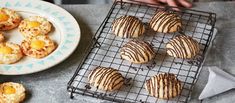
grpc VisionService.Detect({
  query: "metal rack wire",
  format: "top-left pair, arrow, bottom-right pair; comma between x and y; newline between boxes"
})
67,0 -> 216,103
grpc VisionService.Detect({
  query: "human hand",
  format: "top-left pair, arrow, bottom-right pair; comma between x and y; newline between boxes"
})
122,0 -> 192,8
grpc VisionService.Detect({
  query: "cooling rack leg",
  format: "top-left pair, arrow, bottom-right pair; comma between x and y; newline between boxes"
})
70,89 -> 75,99
120,0 -> 123,8
70,92 -> 74,99
93,38 -> 101,48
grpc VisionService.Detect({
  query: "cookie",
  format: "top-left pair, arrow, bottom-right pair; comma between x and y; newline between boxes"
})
19,16 -> 52,39
145,73 -> 182,99
88,66 -> 124,91
0,32 -> 4,42
0,42 -> 23,64
21,35 -> 56,59
120,40 -> 155,64
112,16 -> 145,38
166,35 -> 200,59
0,8 -> 22,31
149,11 -> 182,33
0,82 -> 26,103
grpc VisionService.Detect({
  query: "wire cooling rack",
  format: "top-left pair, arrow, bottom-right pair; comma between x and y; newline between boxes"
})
67,0 -> 216,103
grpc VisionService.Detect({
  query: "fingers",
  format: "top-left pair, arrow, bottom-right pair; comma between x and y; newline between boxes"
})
167,0 -> 178,7
166,0 -> 193,11
118,0 -> 158,5
119,0 -> 193,9
178,0 -> 192,8
134,0 -> 159,4
167,0 -> 180,11
158,0 -> 167,3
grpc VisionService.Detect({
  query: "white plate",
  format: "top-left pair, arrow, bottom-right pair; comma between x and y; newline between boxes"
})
0,0 -> 81,75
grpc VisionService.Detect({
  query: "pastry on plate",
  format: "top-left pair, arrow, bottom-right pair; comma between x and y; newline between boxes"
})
0,42 -> 23,64
166,35 -> 200,59
0,82 -> 26,103
120,40 -> 155,64
145,73 -> 182,99
0,32 -> 4,42
0,8 -> 22,31
149,11 -> 182,33
19,16 -> 52,39
112,16 -> 145,38
21,35 -> 56,59
88,66 -> 124,91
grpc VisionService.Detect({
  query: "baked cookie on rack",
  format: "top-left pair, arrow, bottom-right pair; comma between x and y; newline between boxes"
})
0,82 -> 26,103
112,16 -> 145,38
0,8 -> 22,31
145,73 -> 182,99
0,42 -> 23,64
0,32 -> 5,43
19,16 -> 52,39
149,11 -> 182,33
166,35 -> 200,59
21,35 -> 56,59
120,40 -> 155,64
88,66 -> 124,91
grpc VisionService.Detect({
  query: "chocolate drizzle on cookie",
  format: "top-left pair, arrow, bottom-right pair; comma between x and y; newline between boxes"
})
112,16 -> 145,38
166,35 -> 200,59
145,73 -> 182,99
88,66 -> 124,91
120,40 -> 155,64
149,11 -> 182,33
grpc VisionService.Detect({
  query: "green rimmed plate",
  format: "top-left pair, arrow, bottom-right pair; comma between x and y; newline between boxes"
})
0,0 -> 80,75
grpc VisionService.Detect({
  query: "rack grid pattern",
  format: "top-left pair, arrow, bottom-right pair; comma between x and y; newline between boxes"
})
68,1 -> 216,103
